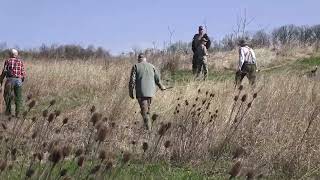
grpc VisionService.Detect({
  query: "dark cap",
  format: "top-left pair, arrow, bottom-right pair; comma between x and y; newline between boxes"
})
198,26 -> 204,30
238,39 -> 249,46
138,53 -> 145,59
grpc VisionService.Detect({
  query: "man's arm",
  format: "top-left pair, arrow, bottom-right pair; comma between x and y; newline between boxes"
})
203,34 -> 211,49
250,48 -> 257,67
129,65 -> 136,99
238,48 -> 245,71
21,60 -> 26,82
203,45 -> 208,56
0,61 -> 7,85
154,67 -> 165,90
191,34 -> 197,53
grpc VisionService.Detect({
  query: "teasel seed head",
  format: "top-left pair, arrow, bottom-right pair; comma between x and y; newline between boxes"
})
151,114 -> 159,122
246,170 -> 254,180
232,147 -> 246,159
142,142 -> 148,152
122,152 -> 131,164
77,156 -> 85,167
62,118 -> 68,125
241,94 -> 247,102
90,105 -> 96,114
55,110 -> 61,117
158,122 -> 171,136
26,168 -> 35,178
48,113 -> 55,123
0,160 -> 7,171
49,99 -> 56,106
49,147 -> 62,164
90,165 -> 101,175
31,131 -> 37,139
62,145 -> 72,158
238,85 -> 243,91
164,141 -> 171,148
98,150 -> 107,161
91,113 -> 102,126
105,162 -> 113,171
28,100 -> 36,110
75,148 -> 83,157
31,117 -> 37,122
42,110 -> 48,118
253,92 -> 258,99
60,169 -> 68,177
27,94 -> 33,101
22,111 -> 28,118
96,126 -> 108,142
1,123 -> 7,130
229,160 -> 242,179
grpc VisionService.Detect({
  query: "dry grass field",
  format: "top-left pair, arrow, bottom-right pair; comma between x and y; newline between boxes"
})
0,48 -> 320,179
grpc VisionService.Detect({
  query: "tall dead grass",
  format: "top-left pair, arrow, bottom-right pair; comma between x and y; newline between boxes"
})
0,54 -> 319,178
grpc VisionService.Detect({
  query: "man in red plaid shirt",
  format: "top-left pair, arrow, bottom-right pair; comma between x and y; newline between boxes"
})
0,49 -> 26,117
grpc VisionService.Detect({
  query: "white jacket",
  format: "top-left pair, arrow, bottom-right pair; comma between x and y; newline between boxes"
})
239,46 -> 256,70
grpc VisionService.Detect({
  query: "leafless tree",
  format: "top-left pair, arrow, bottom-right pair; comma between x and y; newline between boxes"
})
312,25 -> 320,51
252,30 -> 271,48
233,9 -> 255,40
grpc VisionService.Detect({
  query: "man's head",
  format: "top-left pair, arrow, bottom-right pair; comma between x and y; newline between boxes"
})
198,26 -> 205,34
138,53 -> 146,62
10,49 -> 18,58
238,39 -> 249,47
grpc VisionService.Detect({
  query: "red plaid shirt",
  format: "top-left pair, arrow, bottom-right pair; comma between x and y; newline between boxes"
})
3,58 -> 26,78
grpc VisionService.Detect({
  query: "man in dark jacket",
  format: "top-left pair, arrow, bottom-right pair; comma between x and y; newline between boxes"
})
192,26 -> 211,74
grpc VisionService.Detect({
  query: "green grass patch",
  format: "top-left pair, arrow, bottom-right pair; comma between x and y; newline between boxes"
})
3,160 -> 229,180
167,69 -> 235,84
298,56 -> 320,66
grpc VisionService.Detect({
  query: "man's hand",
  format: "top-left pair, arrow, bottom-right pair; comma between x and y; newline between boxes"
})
129,93 -> 134,99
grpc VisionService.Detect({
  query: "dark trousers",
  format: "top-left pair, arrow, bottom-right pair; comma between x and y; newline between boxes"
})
192,54 -> 197,74
137,97 -> 152,130
4,78 -> 23,116
235,63 -> 257,87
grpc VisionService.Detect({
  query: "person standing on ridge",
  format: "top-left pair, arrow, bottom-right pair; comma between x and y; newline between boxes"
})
196,37 -> 209,80
192,26 -> 211,74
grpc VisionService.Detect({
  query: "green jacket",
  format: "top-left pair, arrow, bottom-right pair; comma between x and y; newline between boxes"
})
129,61 -> 163,98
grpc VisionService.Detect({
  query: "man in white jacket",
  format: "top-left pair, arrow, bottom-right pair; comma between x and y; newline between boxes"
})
235,39 -> 257,87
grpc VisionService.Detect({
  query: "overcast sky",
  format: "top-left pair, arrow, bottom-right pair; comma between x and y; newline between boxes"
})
0,0 -> 319,54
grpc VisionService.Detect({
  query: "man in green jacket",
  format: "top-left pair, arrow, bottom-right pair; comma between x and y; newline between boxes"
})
129,53 -> 166,131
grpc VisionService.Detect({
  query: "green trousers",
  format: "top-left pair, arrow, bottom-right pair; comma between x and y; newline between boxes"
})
137,97 -> 152,131
4,78 -> 23,116
196,58 -> 208,80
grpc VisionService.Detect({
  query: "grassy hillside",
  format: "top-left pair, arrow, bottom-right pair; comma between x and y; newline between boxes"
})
0,52 -> 320,179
